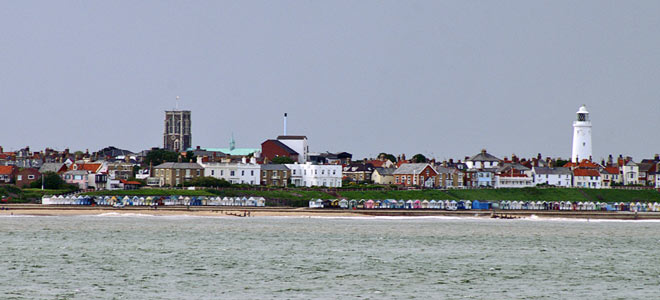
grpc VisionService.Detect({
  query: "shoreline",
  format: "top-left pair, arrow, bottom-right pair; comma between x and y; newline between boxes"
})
2,204 -> 660,220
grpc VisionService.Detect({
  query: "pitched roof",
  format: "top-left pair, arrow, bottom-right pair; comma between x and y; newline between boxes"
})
263,140 -> 298,155
467,150 -> 501,162
603,167 -> 620,175
373,167 -> 396,176
39,163 -> 66,173
533,167 -> 573,175
393,163 -> 433,175
0,166 -> 16,175
75,163 -> 102,172
260,164 -> 290,171
574,169 -> 600,177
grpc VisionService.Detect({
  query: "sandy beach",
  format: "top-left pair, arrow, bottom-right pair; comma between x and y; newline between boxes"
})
2,204 -> 660,219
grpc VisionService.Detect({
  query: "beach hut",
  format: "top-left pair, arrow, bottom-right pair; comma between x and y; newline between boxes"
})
448,200 -> 457,211
348,200 -> 358,210
421,200 -> 430,209
405,200 -> 413,209
315,199 -> 324,208
412,200 -> 421,209
257,197 -> 266,207
309,200 -> 316,208
375,200 -> 382,209
428,200 -> 437,209
457,200 -> 465,210
365,200 -> 375,209
465,200 -> 472,210
338,199 -> 348,209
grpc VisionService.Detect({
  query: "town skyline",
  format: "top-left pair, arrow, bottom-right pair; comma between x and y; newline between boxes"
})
1,1 -> 659,160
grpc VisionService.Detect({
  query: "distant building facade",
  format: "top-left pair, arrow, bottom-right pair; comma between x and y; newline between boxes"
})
152,162 -> 202,187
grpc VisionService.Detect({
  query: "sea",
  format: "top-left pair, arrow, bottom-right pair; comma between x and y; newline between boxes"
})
1,214 -> 659,299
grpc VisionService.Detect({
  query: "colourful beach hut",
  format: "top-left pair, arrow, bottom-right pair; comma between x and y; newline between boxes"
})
364,200 -> 375,209
421,200 -> 430,209
413,200 -> 421,209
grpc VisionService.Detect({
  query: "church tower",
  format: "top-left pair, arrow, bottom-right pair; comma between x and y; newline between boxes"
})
164,97 -> 191,153
571,105 -> 592,162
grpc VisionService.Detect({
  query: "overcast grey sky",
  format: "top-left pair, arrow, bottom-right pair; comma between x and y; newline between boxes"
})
1,1 -> 659,161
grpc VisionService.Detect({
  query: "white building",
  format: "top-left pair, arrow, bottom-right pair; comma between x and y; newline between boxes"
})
571,105 -> 593,163
494,174 -> 534,188
277,136 -> 308,163
286,163 -> 342,187
622,161 -> 639,185
531,167 -> 573,187
465,149 -> 501,169
574,169 -> 602,188
198,157 -> 260,185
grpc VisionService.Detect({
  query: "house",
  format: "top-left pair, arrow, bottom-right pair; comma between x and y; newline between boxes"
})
601,166 -> 621,188
198,158 -> 260,185
260,164 -> 291,187
38,163 -> 67,174
393,163 -> 438,187
62,170 -> 90,189
531,167 -> 573,187
622,161 -> 639,185
574,169 -> 602,188
152,162 -> 203,187
15,168 -> 41,188
285,163 -> 342,187
435,166 -> 464,188
277,136 -> 309,163
261,140 -> 299,162
0,166 -> 18,184
637,161 -> 656,186
495,172 -> 534,188
343,163 -> 375,183
372,167 -> 396,185
465,149 -> 501,169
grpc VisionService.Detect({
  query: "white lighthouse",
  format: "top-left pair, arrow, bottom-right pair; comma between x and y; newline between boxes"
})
571,105 -> 592,162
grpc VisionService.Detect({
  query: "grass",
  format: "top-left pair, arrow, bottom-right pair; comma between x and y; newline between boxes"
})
0,187 -> 72,203
337,190 -> 457,200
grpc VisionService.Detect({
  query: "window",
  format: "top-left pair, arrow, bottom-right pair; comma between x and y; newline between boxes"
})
211,170 -> 215,176
230,171 -> 235,176
186,169 -> 191,177
197,170 -> 200,176
322,170 -> 325,175
176,170 -> 180,176
333,170 -> 336,175
221,170 -> 224,176
241,170 -> 245,176
251,170 -> 254,176
263,171 -> 267,178
28,175 -> 35,180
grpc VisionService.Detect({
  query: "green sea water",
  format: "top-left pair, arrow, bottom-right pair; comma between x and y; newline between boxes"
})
1,214 -> 659,299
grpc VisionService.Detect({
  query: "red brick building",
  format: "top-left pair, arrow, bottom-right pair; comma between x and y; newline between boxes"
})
261,140 -> 299,162
393,163 -> 439,187
15,168 -> 41,188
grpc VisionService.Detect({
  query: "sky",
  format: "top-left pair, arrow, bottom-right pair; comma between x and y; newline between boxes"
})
1,1 -> 659,162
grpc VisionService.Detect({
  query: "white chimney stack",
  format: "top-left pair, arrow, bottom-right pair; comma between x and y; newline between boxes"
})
283,113 -> 288,136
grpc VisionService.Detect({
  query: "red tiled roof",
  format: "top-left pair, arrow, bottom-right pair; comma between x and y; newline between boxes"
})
120,179 -> 141,185
498,173 -> 528,177
563,162 -> 577,168
574,169 -> 600,177
604,167 -> 620,175
396,160 -> 410,168
366,160 -> 385,168
76,163 -> 102,172
0,166 -> 16,175
578,160 -> 599,168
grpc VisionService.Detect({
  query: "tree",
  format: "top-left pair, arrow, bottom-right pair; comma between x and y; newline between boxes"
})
555,159 -> 570,167
143,149 -> 179,167
378,153 -> 397,163
271,156 -> 295,164
184,151 -> 197,163
29,172 -> 78,191
412,154 -> 427,163
184,176 -> 232,188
